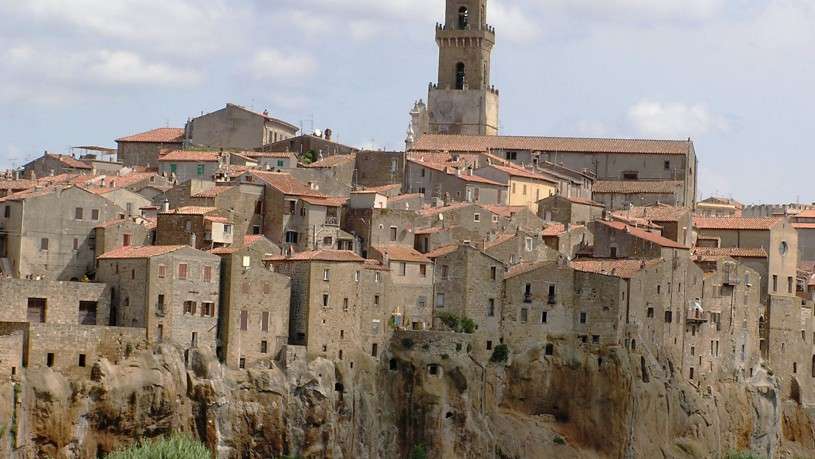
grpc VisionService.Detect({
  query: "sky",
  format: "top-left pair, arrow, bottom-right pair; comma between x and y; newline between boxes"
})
0,0 -> 813,204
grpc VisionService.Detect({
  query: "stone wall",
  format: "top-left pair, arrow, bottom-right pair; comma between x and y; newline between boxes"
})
0,278 -> 111,326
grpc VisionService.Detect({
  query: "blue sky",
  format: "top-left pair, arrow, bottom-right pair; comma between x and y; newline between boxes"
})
1,0 -> 813,203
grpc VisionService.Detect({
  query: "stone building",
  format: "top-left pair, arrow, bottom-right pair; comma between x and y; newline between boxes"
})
164,182 -> 265,238
22,152 -> 92,179
410,136 -> 697,209
97,245 -> 220,351
260,132 -> 358,159
405,158 -> 506,205
592,180 -> 685,210
483,230 -> 557,266
370,245 -> 434,330
355,151 -> 405,188
693,217 -> 798,303
696,196 -> 744,218
115,127 -> 185,168
0,186 -> 124,280
541,223 -> 591,258
304,154 -> 357,188
611,205 -> 693,245
211,236 -> 289,369
427,244 -> 504,358
538,195 -> 605,226
93,217 -> 155,259
419,0 -> 500,136
790,209 -> 815,263
241,152 -> 298,170
156,206 -> 233,250
158,150 -> 256,184
342,207 -> 418,258
475,163 -> 558,209
764,294 -> 815,405
185,103 -> 299,150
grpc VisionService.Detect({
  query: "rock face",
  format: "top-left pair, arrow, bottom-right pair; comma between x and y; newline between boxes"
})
2,339 -> 815,458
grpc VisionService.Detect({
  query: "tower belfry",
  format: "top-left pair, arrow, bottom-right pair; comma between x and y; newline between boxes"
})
428,0 -> 499,136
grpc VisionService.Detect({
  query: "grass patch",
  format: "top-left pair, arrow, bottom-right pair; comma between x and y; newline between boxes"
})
724,452 -> 761,459
409,443 -> 428,459
106,434 -> 209,459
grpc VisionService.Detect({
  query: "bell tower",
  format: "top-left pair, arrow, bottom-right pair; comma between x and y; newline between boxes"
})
427,0 -> 499,136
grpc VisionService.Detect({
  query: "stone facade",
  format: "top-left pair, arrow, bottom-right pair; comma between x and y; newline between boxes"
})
185,103 -> 299,150
538,195 -> 605,226
405,159 -> 506,205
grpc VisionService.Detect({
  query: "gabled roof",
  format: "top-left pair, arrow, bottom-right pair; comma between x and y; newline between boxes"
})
593,180 -> 683,194
481,204 -> 528,218
691,247 -> 768,259
598,220 -> 688,249
505,261 -> 553,279
425,244 -> 460,259
246,171 -> 321,197
373,245 -> 431,263
693,217 -> 780,230
544,194 -> 604,208
483,233 -> 518,250
39,154 -> 92,170
305,154 -> 356,168
191,185 -> 234,198
98,245 -> 187,259
264,250 -> 364,263
300,196 -> 348,207
159,150 -> 220,162
116,128 -> 185,143
542,223 -> 567,237
227,103 -> 299,131
570,258 -> 662,279
611,204 -> 689,222
484,164 -> 557,184
407,159 -> 505,186
161,206 -> 217,216
410,134 -> 693,156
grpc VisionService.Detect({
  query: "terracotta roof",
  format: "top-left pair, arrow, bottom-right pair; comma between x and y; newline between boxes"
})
363,259 -> 390,271
425,244 -> 460,258
209,247 -> 238,255
300,196 -> 347,207
0,179 -> 37,191
417,202 -> 472,217
505,261 -> 552,279
389,193 -> 423,203
793,223 -> 815,230
598,220 -> 688,249
159,150 -> 220,162
483,233 -> 517,250
794,209 -> 815,219
407,159 -> 505,186
570,258 -> 662,279
243,151 -> 294,159
243,235 -> 266,246
542,223 -> 567,237
610,213 -> 663,230
415,226 -> 449,235
593,180 -> 683,194
98,245 -> 186,259
162,206 -> 217,216
306,154 -> 356,168
247,171 -> 321,197
264,250 -> 364,263
481,204 -> 527,218
373,245 -> 431,263
559,195 -> 605,208
485,164 -> 557,183
191,186 -> 234,198
693,217 -> 780,230
47,154 -> 92,170
116,128 -> 185,143
205,216 -> 230,224
691,247 -> 768,259
611,205 -> 689,222
410,134 -> 693,156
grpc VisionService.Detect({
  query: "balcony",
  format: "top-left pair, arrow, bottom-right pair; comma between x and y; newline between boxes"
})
686,306 -> 708,324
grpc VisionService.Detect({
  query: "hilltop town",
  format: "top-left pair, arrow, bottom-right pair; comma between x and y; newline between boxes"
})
1,1 -> 814,458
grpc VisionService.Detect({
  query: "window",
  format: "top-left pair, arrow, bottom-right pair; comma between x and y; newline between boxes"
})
520,308 -> 528,322
548,285 -> 556,304
79,301 -> 97,325
3,206 -> 9,218
647,307 -> 654,318
664,160 -> 670,170
196,164 -> 205,176
523,184 -> 527,196
772,275 -> 778,292
158,264 -> 167,278
374,295 -> 380,306
239,358 -> 245,369
78,354 -> 86,367
665,311 -> 673,323
46,353 -> 54,367
371,343 -> 379,357
285,231 -> 298,244
170,164 -> 177,174
417,296 -> 427,308
201,302 -> 214,317
252,225 -> 261,235
343,298 -> 349,312
457,6 -> 469,29
399,262 -> 406,276
389,226 -> 398,241
40,238 -> 49,251
122,233 -> 132,247
260,311 -> 269,332
75,207 -> 83,220
191,332 -> 198,347
184,301 -> 196,315
541,311 -> 548,323
455,62 -> 466,90
524,283 -> 532,303
486,340 -> 493,351
506,151 -> 517,161
488,299 -> 495,317
203,265 -> 213,283
525,238 -> 533,252
157,295 -> 165,314
441,265 -> 449,280
240,311 -> 248,331
73,238 -> 79,250
490,266 -> 497,280
788,276 -> 794,294
157,324 -> 164,342
436,293 -> 445,307
623,171 -> 639,180
277,159 -> 285,168
27,298 -> 46,323
322,294 -> 329,307
178,263 -> 188,280
323,269 -> 330,281
287,200 -> 296,215
355,271 -> 360,282
580,312 -> 587,324
473,213 -> 481,223
492,215 -> 499,223
261,340 -> 268,354
375,272 -> 381,283
419,264 -> 427,277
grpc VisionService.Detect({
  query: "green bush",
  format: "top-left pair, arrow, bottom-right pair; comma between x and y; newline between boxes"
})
553,436 -> 566,445
409,443 -> 428,459
437,312 -> 477,334
106,434 -> 209,459
724,451 -> 760,459
490,344 -> 510,363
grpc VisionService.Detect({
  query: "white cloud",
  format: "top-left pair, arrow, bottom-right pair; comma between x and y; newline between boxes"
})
627,100 -> 729,138
349,20 -> 383,41
90,51 -> 200,86
249,49 -> 318,82
490,2 -> 539,43
540,0 -> 726,22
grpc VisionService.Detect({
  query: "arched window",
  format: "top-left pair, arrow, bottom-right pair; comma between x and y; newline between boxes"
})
458,6 -> 469,29
455,62 -> 466,90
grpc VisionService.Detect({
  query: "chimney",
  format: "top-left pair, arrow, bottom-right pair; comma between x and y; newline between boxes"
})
100,177 -> 106,188
161,199 -> 170,213
324,128 -> 332,141
190,232 -> 197,248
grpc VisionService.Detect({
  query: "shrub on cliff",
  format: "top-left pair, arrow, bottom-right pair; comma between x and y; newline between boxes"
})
437,312 -> 477,334
490,344 -> 510,363
106,434 -> 209,458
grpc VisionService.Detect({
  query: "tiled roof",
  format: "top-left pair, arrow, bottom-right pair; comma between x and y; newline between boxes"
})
306,154 -> 356,168
407,159 -> 505,186
559,195 -> 605,208
570,258 -> 662,279
410,134 -> 693,156
542,223 -> 566,237
300,196 -> 348,207
98,245 -> 186,259
610,213 -> 663,230
415,226 -> 449,235
483,233 -> 517,250
205,216 -> 230,224
486,164 -> 557,183
243,151 -> 294,159
481,204 -> 527,218
593,180 -> 683,194
793,223 -> 815,230
264,250 -> 364,263
116,128 -> 185,143
505,261 -> 552,279
417,202 -> 472,217
247,171 -> 321,197
794,209 -> 815,219
611,205 -> 689,222
425,244 -> 459,258
243,235 -> 267,246
691,247 -> 768,259
373,245 -> 432,263
693,217 -> 780,230
389,193 -> 424,203
158,150 -> 220,162
598,220 -> 688,249
162,206 -> 217,216
47,154 -> 92,170
192,186 -> 234,198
